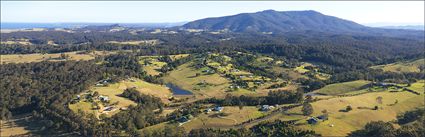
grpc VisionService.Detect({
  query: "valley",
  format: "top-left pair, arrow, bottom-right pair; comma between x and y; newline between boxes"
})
1,7 -> 424,137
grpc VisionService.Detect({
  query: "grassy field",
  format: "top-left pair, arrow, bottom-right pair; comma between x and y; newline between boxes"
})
170,54 -> 190,61
139,54 -> 190,76
0,28 -> 46,33
182,106 -> 267,131
294,62 -> 314,74
162,61 -> 231,98
69,78 -> 172,117
139,57 -> 167,76
139,106 -> 268,133
407,80 -> 425,93
1,113 -> 75,136
121,78 -> 173,103
0,51 -> 113,64
371,59 -> 424,73
286,81 -> 424,136
314,80 -> 371,95
1,114 -> 35,136
1,39 -> 32,45
69,83 -> 136,117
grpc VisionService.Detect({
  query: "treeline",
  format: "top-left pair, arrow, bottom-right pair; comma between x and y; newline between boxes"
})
328,69 -> 424,84
141,119 -> 318,137
197,90 -> 303,106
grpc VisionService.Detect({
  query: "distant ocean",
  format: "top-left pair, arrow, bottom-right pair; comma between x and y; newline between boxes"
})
1,22 -> 187,29
0,23 -> 105,29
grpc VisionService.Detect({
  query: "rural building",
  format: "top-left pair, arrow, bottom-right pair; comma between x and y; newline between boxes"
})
307,117 -> 319,124
120,107 -> 128,111
213,106 -> 224,112
260,105 -> 275,111
317,115 -> 328,121
204,108 -> 212,113
103,106 -> 114,112
374,82 -> 397,87
178,115 -> 193,124
99,95 -> 110,102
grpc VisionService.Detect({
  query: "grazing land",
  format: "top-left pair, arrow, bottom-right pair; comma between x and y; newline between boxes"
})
371,59 -> 424,73
1,39 -> 33,45
0,114 -> 71,137
0,51 -> 113,64
139,57 -> 168,76
163,61 -> 231,98
313,80 -> 371,95
182,106 -> 268,130
286,81 -> 424,136
69,78 -> 172,118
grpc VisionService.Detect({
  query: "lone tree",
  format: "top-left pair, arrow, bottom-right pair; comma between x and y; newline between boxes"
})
302,103 -> 314,116
346,105 -> 353,112
321,109 -> 328,117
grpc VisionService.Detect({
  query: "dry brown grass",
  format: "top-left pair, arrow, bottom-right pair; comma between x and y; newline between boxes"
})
0,51 -> 114,64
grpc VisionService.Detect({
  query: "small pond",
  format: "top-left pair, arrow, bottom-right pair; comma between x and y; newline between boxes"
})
166,83 -> 193,95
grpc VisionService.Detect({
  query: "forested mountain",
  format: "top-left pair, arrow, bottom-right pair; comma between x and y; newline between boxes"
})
182,10 -> 424,39
183,10 -> 365,33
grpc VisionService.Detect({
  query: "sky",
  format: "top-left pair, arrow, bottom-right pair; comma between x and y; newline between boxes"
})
1,1 -> 424,26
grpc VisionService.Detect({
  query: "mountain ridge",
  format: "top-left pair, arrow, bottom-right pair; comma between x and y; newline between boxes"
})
182,10 -> 424,40
183,10 -> 368,33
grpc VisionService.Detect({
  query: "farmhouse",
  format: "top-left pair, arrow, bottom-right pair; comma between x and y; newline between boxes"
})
103,106 -> 114,112
260,105 -> 274,111
213,106 -> 224,112
204,108 -> 212,113
307,117 -> 320,124
317,115 -> 328,121
99,95 -> 110,102
178,115 -> 193,125
374,82 -> 397,87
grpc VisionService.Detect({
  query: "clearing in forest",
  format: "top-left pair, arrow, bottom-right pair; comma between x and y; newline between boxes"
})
313,80 -> 371,95
284,81 -> 424,136
69,78 -> 172,118
162,61 -> 231,98
370,59 -> 424,73
0,51 -> 114,64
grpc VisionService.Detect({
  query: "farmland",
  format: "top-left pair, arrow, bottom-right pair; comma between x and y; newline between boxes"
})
0,51 -> 114,64
285,81 -> 424,136
2,15 -> 424,137
162,61 -> 231,98
69,78 -> 172,118
181,106 -> 268,131
313,80 -> 371,95
371,58 -> 424,73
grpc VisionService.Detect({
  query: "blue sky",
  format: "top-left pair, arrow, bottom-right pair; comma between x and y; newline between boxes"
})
1,1 -> 424,26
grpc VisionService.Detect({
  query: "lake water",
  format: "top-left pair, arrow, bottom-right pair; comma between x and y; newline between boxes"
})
166,83 -> 193,95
